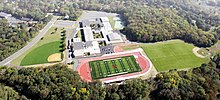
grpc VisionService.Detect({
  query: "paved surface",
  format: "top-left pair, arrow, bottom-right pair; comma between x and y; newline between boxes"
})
54,20 -> 76,27
73,59 -> 79,70
100,46 -> 115,55
79,11 -> 119,21
68,28 -> 78,40
0,16 -> 59,66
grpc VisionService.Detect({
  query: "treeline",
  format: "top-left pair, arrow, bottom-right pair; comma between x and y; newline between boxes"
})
0,55 -> 220,99
122,6 -> 218,47
0,0 -> 82,21
0,16 -> 52,61
146,0 -> 220,31
71,0 -> 220,31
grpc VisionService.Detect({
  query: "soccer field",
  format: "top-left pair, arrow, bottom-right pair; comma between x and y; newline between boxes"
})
89,56 -> 142,80
140,40 -> 209,71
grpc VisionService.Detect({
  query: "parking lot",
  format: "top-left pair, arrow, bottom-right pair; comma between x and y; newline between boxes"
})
100,46 -> 115,55
79,11 -> 119,21
54,20 -> 75,27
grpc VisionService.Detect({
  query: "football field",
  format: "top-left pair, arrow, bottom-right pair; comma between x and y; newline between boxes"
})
89,56 -> 142,80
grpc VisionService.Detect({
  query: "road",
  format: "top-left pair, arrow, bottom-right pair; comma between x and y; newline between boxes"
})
0,16 -> 59,66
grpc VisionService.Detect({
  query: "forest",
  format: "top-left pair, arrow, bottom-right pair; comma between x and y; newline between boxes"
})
0,53 -> 220,99
0,16 -> 52,61
0,0 -> 82,21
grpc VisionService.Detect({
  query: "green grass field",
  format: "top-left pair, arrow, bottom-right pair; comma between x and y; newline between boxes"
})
140,40 -> 209,72
20,41 -> 61,66
11,27 -> 65,66
89,56 -> 142,80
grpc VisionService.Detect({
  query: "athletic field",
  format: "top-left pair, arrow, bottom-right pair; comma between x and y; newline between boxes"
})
20,41 -> 61,66
89,56 -> 142,80
140,40 -> 209,71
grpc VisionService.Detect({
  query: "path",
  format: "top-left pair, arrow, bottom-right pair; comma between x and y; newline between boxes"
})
0,16 -> 59,66
192,47 -> 206,58
22,62 -> 61,68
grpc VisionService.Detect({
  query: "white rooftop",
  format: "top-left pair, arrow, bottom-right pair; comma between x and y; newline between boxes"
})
83,28 -> 93,41
100,17 -> 110,22
103,22 -> 113,32
107,33 -> 122,41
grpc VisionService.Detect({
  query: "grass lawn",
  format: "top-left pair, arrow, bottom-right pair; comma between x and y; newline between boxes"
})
121,44 -> 140,51
20,41 -> 61,66
108,16 -> 115,29
11,27 -> 65,66
140,40 -> 209,72
89,56 -> 142,80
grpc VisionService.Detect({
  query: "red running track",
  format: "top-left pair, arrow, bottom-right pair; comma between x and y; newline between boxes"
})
76,52 -> 150,82
113,45 -> 123,53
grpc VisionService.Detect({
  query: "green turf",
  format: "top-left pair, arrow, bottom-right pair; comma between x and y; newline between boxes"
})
20,41 -> 61,66
89,56 -> 142,80
140,40 -> 209,72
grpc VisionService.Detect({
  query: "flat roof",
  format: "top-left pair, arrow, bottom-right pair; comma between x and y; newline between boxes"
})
100,17 -> 109,22
107,33 -> 122,41
85,41 -> 93,47
73,42 -> 84,50
82,20 -> 91,27
103,22 -> 113,32
83,28 -> 94,41
73,41 -> 95,50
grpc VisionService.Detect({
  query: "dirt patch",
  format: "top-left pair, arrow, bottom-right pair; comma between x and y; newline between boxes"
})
48,53 -> 62,62
192,47 -> 206,58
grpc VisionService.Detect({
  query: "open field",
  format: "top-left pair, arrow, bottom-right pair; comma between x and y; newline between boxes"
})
89,56 -> 142,80
140,40 -> 209,71
20,41 -> 61,66
11,27 -> 64,66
